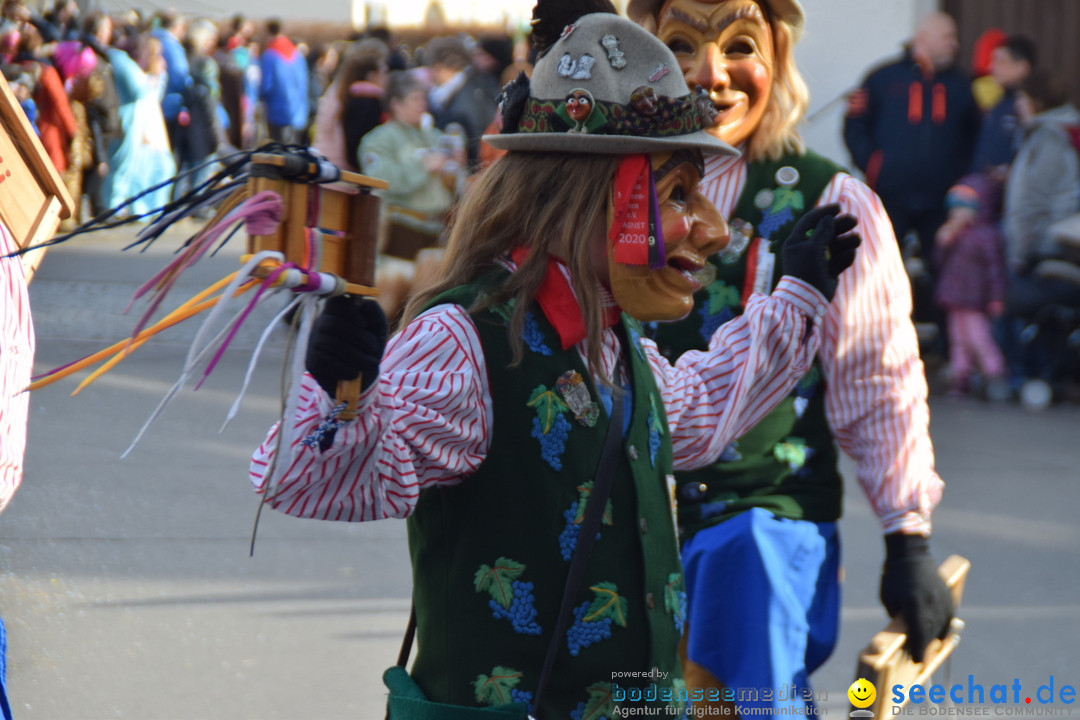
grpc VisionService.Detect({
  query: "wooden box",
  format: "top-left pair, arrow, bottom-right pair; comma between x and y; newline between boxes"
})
246,152 -> 387,287
0,74 -> 74,254
854,555 -> 971,716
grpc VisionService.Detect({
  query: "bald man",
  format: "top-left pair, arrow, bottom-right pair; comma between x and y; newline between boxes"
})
844,11 -> 980,333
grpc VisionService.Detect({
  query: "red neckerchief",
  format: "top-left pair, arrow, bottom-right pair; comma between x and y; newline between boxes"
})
510,247 -> 621,350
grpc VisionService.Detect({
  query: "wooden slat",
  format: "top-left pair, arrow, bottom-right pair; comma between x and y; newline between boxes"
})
0,74 -> 74,253
245,154 -> 382,288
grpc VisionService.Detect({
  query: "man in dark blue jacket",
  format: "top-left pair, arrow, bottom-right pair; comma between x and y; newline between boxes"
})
844,12 -> 980,328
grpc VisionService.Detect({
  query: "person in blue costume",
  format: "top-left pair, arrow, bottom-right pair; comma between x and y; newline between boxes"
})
103,32 -> 176,217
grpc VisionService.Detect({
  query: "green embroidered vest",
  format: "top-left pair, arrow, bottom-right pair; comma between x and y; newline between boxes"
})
650,151 -> 846,540
407,276 -> 686,719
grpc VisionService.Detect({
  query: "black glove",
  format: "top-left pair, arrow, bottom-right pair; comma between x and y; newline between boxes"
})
306,296 -> 388,396
879,532 -> 954,663
778,204 -> 861,302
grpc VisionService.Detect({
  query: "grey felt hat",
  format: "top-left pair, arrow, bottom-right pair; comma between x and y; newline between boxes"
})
625,0 -> 805,36
483,13 -> 737,156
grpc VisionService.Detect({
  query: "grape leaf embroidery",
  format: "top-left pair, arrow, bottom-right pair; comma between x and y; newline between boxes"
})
771,187 -> 805,214
566,601 -> 613,656
476,558 -> 541,635
664,572 -> 687,635
758,187 -> 804,240
564,581 -> 626,657
481,293 -> 514,324
624,319 -> 646,361
528,383 -> 572,470
585,582 -> 628,627
773,437 -> 810,472
473,666 -> 523,706
527,385 -> 569,434
573,481 -> 614,526
576,682 -> 615,720
698,282 -> 739,342
474,557 -> 526,609
705,281 -> 740,316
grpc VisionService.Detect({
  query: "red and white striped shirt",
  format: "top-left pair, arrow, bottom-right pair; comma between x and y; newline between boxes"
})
250,268 -> 828,523
702,153 -> 943,535
0,223 -> 33,514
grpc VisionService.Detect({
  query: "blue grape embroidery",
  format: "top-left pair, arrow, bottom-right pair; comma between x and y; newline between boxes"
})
566,583 -> 627,656
792,366 -> 820,419
697,281 -> 739,343
647,394 -> 665,468
665,573 -> 687,635
758,187 -> 804,240
475,558 -> 542,636
510,689 -> 534,713
570,701 -> 610,720
522,310 -> 553,356
717,440 -> 742,463
558,485 -> 611,562
488,580 -> 542,635
527,384 -> 572,471
566,601 -> 612,656
758,205 -> 795,240
531,414 -> 570,471
557,503 -> 585,562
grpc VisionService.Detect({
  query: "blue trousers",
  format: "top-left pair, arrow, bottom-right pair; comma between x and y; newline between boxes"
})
681,508 -> 841,713
0,617 -> 11,719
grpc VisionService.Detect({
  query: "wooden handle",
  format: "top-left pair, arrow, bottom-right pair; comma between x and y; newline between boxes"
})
249,152 -> 388,190
855,555 -> 971,715
335,376 -> 363,422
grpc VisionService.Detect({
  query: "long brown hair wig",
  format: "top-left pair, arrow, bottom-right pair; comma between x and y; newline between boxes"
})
402,151 -> 621,380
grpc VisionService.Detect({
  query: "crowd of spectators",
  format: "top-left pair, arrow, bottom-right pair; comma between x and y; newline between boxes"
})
0,0 -> 524,230
845,13 -> 1080,405
8,0 -> 1073,405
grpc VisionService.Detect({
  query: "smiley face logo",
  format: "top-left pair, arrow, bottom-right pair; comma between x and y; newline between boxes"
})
848,678 -> 877,709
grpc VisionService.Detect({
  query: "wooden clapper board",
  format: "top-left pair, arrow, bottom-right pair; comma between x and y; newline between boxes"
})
0,74 -> 75,279
854,555 -> 971,716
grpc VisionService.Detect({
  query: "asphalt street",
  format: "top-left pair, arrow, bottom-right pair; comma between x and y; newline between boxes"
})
1,220 -> 1078,719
